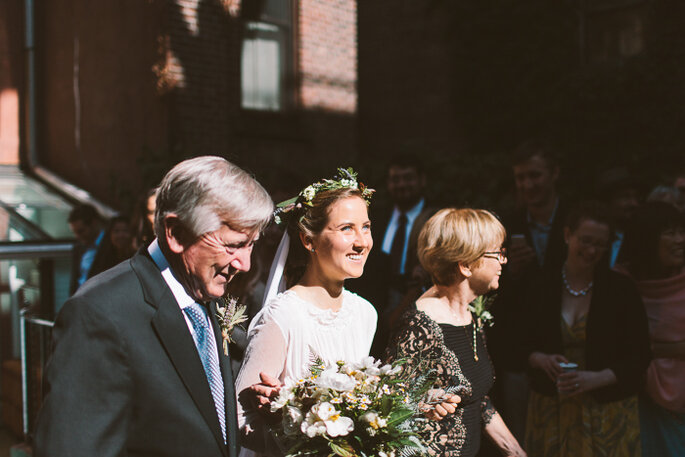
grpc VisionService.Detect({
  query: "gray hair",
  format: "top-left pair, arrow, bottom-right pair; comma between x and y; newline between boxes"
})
154,156 -> 273,238
647,185 -> 680,206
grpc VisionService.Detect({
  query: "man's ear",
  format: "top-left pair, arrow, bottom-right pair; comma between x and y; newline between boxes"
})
563,226 -> 571,245
164,214 -> 189,254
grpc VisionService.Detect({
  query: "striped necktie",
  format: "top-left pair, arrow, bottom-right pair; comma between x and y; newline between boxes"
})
184,302 -> 226,443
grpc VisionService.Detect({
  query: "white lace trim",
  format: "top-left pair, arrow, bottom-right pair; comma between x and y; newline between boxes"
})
278,289 -> 355,328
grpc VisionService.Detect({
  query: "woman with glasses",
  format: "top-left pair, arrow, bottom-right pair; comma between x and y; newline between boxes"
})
521,202 -> 650,457
385,208 -> 526,457
621,202 -> 685,457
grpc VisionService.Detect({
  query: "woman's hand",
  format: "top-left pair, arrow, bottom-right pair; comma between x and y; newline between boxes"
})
419,389 -> 461,421
556,369 -> 617,396
528,352 -> 568,382
248,372 -> 282,423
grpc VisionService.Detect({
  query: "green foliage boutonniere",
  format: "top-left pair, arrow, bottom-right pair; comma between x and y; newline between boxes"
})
215,295 -> 248,356
468,294 -> 495,329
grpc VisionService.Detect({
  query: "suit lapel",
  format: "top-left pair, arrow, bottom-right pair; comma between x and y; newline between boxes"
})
132,252 -> 228,456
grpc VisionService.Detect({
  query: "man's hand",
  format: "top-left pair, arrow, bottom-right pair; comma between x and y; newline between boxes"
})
248,372 -> 282,422
507,236 -> 537,277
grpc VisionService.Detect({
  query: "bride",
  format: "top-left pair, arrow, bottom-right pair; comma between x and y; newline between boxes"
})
235,169 -> 378,455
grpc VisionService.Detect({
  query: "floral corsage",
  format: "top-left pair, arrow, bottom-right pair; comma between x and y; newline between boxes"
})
215,295 -> 248,356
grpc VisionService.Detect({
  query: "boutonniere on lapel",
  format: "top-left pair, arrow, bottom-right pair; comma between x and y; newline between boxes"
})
215,295 -> 248,356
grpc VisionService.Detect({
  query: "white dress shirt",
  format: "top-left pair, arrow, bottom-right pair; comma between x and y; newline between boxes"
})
148,239 -> 221,365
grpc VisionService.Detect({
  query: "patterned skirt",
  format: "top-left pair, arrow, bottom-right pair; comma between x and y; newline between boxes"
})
525,390 -> 641,457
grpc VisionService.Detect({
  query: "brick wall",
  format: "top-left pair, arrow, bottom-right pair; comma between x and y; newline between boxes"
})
35,0 -> 360,208
0,1 -> 23,165
300,0 -> 357,113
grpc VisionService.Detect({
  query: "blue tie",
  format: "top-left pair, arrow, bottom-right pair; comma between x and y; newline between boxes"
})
184,303 -> 226,443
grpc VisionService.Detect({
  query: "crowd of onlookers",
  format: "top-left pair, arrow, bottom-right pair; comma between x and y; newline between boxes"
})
65,143 -> 684,456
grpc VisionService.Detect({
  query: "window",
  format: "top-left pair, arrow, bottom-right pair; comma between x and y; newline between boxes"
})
241,0 -> 294,111
580,0 -> 649,65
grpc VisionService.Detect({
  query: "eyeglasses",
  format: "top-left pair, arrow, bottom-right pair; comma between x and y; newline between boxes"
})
576,235 -> 609,250
482,248 -> 507,263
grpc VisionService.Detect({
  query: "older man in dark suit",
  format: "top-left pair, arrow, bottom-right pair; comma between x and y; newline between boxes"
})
35,156 -> 273,457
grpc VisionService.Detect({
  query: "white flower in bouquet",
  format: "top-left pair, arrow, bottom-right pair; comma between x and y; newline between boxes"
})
283,406 -> 304,435
272,379 -> 298,411
301,402 -> 354,438
352,356 -> 382,376
360,411 -> 387,430
270,357 -> 429,457
380,363 -> 402,376
315,368 -> 357,392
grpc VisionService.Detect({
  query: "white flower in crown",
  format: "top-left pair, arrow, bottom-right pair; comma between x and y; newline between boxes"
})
301,185 -> 317,202
339,178 -> 355,188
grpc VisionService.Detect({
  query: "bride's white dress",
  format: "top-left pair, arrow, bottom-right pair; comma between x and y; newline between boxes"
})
235,289 -> 377,455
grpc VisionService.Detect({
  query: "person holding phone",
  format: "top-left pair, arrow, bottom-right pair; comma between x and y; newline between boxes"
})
520,202 -> 650,457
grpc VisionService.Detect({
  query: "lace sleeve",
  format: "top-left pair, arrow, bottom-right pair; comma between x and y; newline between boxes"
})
481,395 -> 497,425
384,311 -> 440,377
235,309 -> 287,454
385,311 -> 445,387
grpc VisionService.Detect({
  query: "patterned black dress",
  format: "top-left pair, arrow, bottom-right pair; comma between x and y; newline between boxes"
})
385,307 -> 497,457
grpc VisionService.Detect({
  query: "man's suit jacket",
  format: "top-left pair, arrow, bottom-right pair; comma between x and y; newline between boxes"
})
488,200 -> 569,371
35,250 -> 239,457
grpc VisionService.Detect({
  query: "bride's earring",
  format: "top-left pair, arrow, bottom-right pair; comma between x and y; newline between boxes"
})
310,247 -> 316,253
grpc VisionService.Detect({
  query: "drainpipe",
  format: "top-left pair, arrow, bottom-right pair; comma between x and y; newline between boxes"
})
24,0 -> 37,168
22,0 -> 116,219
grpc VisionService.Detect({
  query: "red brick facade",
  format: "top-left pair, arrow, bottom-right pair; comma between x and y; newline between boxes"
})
24,0 -> 358,209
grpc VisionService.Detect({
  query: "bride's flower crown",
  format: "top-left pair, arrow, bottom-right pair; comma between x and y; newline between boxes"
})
274,167 -> 375,225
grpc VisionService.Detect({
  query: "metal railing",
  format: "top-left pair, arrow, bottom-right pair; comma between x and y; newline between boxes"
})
19,309 -> 54,440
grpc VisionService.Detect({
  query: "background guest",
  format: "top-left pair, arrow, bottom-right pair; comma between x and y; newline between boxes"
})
349,153 -> 437,357
488,138 -> 569,442
67,203 -> 105,294
521,202 -> 650,457
595,167 -> 641,267
131,187 -> 157,249
646,185 -> 681,207
88,215 -> 136,278
621,202 -> 685,456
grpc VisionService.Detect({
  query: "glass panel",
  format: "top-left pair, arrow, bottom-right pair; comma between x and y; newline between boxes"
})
262,0 -> 291,24
0,166 -> 74,239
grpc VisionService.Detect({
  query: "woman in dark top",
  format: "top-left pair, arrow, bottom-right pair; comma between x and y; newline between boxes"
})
88,215 -> 136,278
386,208 -> 526,457
521,202 -> 650,457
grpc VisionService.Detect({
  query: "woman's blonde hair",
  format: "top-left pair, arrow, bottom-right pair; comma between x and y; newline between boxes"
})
418,208 -> 506,286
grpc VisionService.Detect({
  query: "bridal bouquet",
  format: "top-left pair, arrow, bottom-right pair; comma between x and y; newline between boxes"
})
270,357 -> 428,457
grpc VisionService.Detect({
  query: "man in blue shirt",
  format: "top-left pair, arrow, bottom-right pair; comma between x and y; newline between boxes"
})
68,203 -> 105,294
